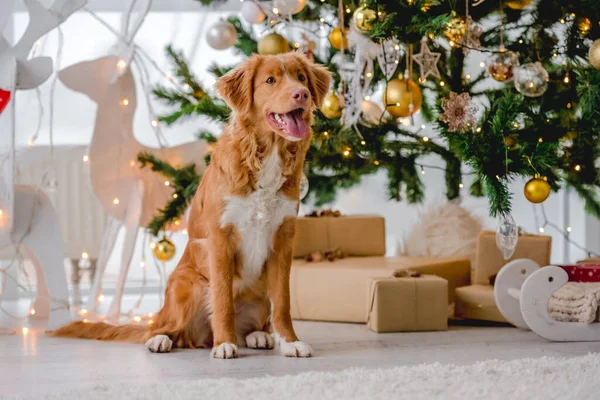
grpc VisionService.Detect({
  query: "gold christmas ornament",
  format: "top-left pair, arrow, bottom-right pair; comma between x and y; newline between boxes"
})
487,51 -> 519,82
589,39 -> 600,70
353,6 -> 378,33
524,177 -> 551,204
292,0 -> 306,14
514,62 -> 549,98
329,27 -> 348,51
505,0 -> 533,10
361,100 -> 384,125
153,237 -> 176,262
258,33 -> 289,55
320,92 -> 342,118
383,79 -> 423,118
504,136 -> 518,150
444,15 -> 467,43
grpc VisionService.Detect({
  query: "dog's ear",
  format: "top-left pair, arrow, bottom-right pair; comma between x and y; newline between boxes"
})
215,55 -> 261,113
303,57 -> 332,109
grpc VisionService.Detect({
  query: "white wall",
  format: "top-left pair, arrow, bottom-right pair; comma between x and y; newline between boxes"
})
6,4 -> 598,287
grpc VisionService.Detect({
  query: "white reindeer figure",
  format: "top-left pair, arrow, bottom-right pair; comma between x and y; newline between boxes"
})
0,0 -> 86,331
58,0 -> 208,321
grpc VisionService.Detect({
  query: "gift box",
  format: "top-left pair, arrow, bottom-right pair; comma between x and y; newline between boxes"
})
472,231 -> 552,284
293,215 -> 386,258
367,274 -> 448,333
290,256 -> 470,323
454,284 -> 507,323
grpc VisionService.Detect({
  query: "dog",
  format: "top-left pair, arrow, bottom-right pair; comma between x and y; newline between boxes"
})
51,52 -> 332,359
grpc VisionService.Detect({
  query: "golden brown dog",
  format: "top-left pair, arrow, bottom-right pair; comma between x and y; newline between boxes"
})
52,52 -> 332,359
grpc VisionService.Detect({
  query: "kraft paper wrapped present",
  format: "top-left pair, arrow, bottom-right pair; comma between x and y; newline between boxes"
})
290,256 -> 470,323
472,231 -> 552,284
293,215 -> 386,258
454,284 -> 507,323
367,274 -> 448,333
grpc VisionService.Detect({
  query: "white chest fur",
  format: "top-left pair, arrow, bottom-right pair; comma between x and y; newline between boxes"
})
220,147 -> 298,286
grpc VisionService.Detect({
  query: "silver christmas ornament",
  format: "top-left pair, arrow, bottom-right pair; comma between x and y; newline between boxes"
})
206,20 -> 237,50
299,173 -> 309,200
496,213 -> 518,260
273,0 -> 305,15
241,1 -> 266,24
514,62 -> 549,97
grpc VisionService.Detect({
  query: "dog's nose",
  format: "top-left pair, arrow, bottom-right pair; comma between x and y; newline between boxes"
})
292,88 -> 309,104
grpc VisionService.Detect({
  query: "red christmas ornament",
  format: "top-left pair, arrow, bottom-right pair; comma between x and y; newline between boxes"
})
0,89 -> 11,115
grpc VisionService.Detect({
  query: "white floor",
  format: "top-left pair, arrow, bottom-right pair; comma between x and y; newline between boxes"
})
1,296 -> 599,398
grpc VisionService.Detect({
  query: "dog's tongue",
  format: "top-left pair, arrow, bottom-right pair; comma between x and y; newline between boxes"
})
282,110 -> 309,139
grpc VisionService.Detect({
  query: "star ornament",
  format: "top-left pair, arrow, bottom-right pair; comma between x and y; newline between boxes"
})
412,41 -> 441,81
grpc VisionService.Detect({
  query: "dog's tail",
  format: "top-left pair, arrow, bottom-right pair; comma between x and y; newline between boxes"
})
49,321 -> 149,343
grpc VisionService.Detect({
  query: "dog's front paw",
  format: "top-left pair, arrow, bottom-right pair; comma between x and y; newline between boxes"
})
211,342 -> 238,359
279,339 -> 313,357
145,335 -> 173,353
246,331 -> 275,349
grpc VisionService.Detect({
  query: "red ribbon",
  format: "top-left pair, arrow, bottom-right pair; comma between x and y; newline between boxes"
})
560,265 -> 600,283
0,89 -> 11,115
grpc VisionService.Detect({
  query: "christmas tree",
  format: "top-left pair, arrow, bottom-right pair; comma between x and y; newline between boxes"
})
141,0 -> 600,235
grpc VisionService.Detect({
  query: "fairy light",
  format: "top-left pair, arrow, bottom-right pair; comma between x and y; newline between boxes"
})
80,309 -> 88,315
343,149 -> 350,157
539,227 -> 545,233
183,83 -> 190,90
319,18 -> 324,22
148,320 -> 154,325
323,131 -> 329,137
440,81 -> 445,87
22,327 -> 28,335
459,183 -> 464,188
140,259 -> 146,267
30,308 -> 35,315
164,181 -> 170,186
449,41 -> 455,47
374,160 -> 380,165
130,160 -> 135,167
518,39 -> 523,44
174,219 -> 181,226
366,72 -> 373,78
553,53 -> 558,58
151,119 -> 158,127
480,62 -> 485,68
150,242 -> 156,249
563,73 -> 570,84
538,138 -> 543,143
422,136 -> 430,142
0,209 -> 3,217
420,166 -> 425,175
121,98 -> 129,106
574,164 -> 581,172
293,42 -> 300,49
361,140 -> 366,145
82,155 -> 89,162
394,44 -> 400,50
560,18 -> 565,24
98,294 -> 104,302
173,193 -> 178,199
364,95 -> 371,101
567,226 -> 572,232
83,319 -> 89,323
528,82 -> 534,88
272,7 -> 279,13
116,59 -> 127,70
81,251 -> 89,260
319,25 -> 324,30
567,102 -> 572,109
466,74 -> 471,79
421,124 -> 426,129
396,102 -> 400,106
133,316 -> 141,323
27,139 -> 34,146
148,313 -> 153,317
394,59 -> 399,64
476,127 -> 482,133
113,198 -> 120,205
183,229 -> 188,235
345,7 -> 351,13
514,122 -> 519,128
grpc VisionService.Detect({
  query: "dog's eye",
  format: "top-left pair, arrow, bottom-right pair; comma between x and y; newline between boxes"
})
298,74 -> 306,82
266,77 -> 276,84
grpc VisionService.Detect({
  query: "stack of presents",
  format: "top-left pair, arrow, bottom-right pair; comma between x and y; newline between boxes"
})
291,214 -> 552,332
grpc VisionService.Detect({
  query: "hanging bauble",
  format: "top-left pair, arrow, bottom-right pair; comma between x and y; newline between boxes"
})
206,20 -> 237,50
505,0 -> 533,10
273,0 -> 306,15
153,237 -> 176,262
524,176 -> 550,204
241,1 -> 266,24
496,213 -> 518,260
320,91 -> 342,118
258,33 -> 289,55
578,17 -> 591,36
0,89 -> 10,115
353,6 -> 378,33
383,79 -> 423,118
361,100 -> 384,125
514,62 -> 549,98
589,39 -> 600,70
329,27 -> 348,51
486,51 -> 519,82
444,15 -> 467,43
504,136 -> 518,150
299,173 -> 309,200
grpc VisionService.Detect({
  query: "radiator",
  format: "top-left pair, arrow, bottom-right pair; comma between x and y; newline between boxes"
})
13,145 -> 106,260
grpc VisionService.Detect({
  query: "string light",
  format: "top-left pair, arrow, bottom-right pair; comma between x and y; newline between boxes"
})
173,193 -> 178,199
567,102 -> 572,109
121,98 -> 129,106
130,160 -> 135,167
513,122 -> 519,128
323,131 -> 329,137
563,73 -> 570,84
293,42 -> 300,49
420,166 -> 425,175
27,139 -> 34,146
81,251 -> 89,260
113,198 -> 120,205
394,59 -> 399,64
183,83 -> 190,90
80,309 -> 88,315
459,183 -> 464,188
440,81 -> 445,87
174,219 -> 181,226
466,74 -> 471,79
272,7 -> 279,13
116,59 -> 127,69
423,136 -> 430,142
343,149 -> 350,156
22,327 -> 28,335
374,160 -> 380,165
82,155 -> 89,162
560,18 -> 565,24
361,140 -> 366,145
164,181 -> 170,186
364,95 -> 371,101
475,127 -> 482,133
394,44 -> 400,50
151,119 -> 158,127
345,7 -> 350,13
319,18 -> 324,22
0,209 -> 3,217
150,242 -> 156,249
182,229 -> 188,235
98,294 -> 104,302
83,319 -> 89,323
148,320 -> 154,325
30,308 -> 35,315
449,41 -> 455,47
567,226 -> 572,232
133,316 -> 141,322
539,227 -> 545,233
574,164 -> 581,172
140,259 -> 146,267
480,62 -> 485,68
538,138 -> 543,143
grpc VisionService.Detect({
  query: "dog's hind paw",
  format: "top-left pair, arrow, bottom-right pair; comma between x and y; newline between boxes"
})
246,331 -> 275,349
211,342 -> 238,359
279,340 -> 313,357
145,335 -> 173,353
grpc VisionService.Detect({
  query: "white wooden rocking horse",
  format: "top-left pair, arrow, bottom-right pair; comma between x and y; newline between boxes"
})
57,0 -> 208,321
0,0 -> 86,331
494,259 -> 600,341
